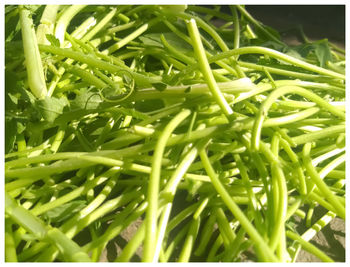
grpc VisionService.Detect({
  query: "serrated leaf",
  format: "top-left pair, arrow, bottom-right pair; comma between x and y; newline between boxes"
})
45,34 -> 60,47
71,88 -> 102,110
35,96 -> 68,122
19,87 -> 36,104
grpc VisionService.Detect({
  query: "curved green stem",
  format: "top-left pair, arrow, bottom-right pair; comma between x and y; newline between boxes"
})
286,230 -> 333,262
54,5 -> 87,45
251,85 -> 345,150
143,109 -> 191,262
210,46 -> 345,80
187,19 -> 233,118
5,192 -> 91,262
302,143 -> 345,219
199,147 -> 278,262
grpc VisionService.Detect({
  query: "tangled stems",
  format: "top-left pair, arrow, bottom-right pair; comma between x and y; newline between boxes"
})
143,109 -> 191,262
251,85 -> 345,151
302,143 -> 345,219
38,44 -> 158,88
286,231 -> 333,262
5,4 -> 345,262
153,140 -> 204,261
199,146 -> 278,262
269,134 -> 288,259
209,46 -> 345,80
5,192 -> 91,262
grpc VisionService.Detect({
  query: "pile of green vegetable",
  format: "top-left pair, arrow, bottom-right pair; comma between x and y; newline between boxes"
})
5,5 -> 345,262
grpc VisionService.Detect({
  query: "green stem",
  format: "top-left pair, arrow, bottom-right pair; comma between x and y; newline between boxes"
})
154,142 -> 202,261
84,199 -> 146,252
38,44 -> 156,87
115,221 -> 146,262
5,219 -> 18,262
236,5 -> 284,45
210,46 -> 345,80
54,5 -> 87,45
187,19 -> 233,118
230,6 -> 240,50
19,5 -> 47,99
251,85 -> 345,150
286,230 -> 333,262
36,5 -> 59,45
194,210 -> 216,256
268,134 -> 288,259
302,143 -> 345,219
5,192 -> 91,262
291,125 -> 345,146
199,147 -> 278,262
81,7 -> 117,42
143,109 -> 191,262
178,217 -> 201,262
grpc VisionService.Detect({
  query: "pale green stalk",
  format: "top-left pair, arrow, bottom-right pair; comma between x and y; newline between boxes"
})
19,5 -> 47,99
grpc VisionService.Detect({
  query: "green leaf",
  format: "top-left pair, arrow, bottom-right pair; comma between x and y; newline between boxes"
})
5,70 -> 21,110
287,40 -> 332,67
5,5 -> 18,15
7,93 -> 19,105
184,86 -> 192,93
35,96 -> 68,122
43,200 -> 86,223
5,10 -> 21,42
101,86 -> 118,99
16,122 -> 26,134
162,32 -> 192,53
19,87 -> 37,104
45,34 -> 61,47
5,118 -> 17,153
139,35 -> 163,48
140,32 -> 192,53
314,40 -> 332,68
257,40 -> 285,51
262,24 -> 281,40
287,43 -> 314,59
71,88 -> 102,110
152,82 -> 167,91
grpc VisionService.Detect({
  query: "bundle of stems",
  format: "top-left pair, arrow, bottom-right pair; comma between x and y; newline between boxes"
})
5,4 -> 345,262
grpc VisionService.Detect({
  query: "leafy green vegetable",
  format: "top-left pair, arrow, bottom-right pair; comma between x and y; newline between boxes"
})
70,88 -> 102,110
4,4 -> 345,264
45,34 -> 60,47
35,96 -> 68,122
